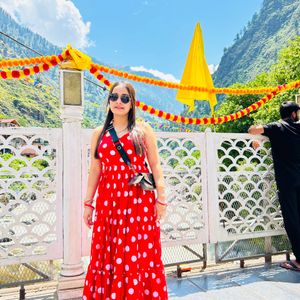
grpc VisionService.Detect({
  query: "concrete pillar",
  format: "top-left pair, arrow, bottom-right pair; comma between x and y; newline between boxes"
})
58,67 -> 85,299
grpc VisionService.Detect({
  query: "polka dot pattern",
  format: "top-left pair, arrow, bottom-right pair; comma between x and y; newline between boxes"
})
83,131 -> 168,299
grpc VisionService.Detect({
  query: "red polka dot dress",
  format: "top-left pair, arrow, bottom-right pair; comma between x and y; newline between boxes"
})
83,131 -> 168,300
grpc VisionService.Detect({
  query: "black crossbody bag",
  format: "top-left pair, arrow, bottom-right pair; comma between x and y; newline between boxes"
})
108,125 -> 156,191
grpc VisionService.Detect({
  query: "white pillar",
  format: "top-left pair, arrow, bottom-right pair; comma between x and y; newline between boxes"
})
60,106 -> 84,276
59,68 -> 84,277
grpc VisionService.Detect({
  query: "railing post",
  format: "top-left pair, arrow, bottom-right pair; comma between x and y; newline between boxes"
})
264,236 -> 272,263
58,66 -> 85,299
204,128 -> 220,263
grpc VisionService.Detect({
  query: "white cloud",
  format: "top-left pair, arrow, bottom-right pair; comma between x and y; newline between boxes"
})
0,0 -> 92,49
209,64 -> 219,74
130,66 -> 180,83
130,64 -> 218,82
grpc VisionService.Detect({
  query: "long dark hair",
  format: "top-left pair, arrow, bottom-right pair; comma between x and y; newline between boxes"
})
94,81 -> 145,158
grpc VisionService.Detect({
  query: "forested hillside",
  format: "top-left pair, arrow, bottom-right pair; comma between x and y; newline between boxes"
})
0,8 -> 182,128
214,36 -> 300,133
214,0 -> 300,87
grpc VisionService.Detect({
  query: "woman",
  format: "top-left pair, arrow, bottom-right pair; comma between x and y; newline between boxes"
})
82,81 -> 168,299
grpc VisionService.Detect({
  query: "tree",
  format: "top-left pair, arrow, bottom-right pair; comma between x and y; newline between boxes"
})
271,36 -> 300,83
214,36 -> 300,132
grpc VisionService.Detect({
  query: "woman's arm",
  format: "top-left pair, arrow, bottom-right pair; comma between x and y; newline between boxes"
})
83,127 -> 102,228
84,127 -> 103,202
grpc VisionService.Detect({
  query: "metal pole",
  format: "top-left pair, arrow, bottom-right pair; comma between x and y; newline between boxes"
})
19,284 -> 25,300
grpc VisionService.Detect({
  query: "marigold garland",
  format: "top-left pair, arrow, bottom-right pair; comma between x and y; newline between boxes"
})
1,62 -> 55,79
89,68 -> 300,125
1,47 -> 300,125
0,51 -> 69,79
0,51 -> 68,69
90,63 -> 280,95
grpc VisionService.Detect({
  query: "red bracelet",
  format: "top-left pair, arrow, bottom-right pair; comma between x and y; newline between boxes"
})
156,199 -> 168,206
84,203 -> 95,210
84,199 -> 94,204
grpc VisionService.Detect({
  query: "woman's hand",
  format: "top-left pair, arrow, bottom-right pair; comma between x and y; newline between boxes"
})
155,200 -> 167,221
83,207 -> 94,229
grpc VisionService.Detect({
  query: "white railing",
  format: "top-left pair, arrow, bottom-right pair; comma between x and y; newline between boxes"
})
207,132 -> 284,243
0,127 -> 63,266
0,128 -> 285,268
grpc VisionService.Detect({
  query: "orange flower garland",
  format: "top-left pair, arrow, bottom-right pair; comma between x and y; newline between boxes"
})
90,63 -> 279,95
0,51 -> 69,79
89,66 -> 111,87
89,68 -> 300,125
1,46 -> 300,125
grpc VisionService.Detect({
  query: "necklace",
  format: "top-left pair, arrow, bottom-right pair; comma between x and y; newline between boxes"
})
115,125 -> 128,134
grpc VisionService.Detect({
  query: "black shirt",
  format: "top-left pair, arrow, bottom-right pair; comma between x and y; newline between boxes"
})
263,118 -> 300,188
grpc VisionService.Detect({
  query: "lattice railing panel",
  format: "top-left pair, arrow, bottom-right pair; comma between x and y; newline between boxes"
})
0,129 -> 62,265
157,133 -> 207,246
214,134 -> 285,241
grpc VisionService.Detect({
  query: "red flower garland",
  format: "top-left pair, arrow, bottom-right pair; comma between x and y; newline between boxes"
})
89,68 -> 300,125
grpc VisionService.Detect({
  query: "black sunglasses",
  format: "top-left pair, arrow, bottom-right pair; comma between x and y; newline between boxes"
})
108,93 -> 130,104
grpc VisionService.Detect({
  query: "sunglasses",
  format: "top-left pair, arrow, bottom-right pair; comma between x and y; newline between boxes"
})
108,93 -> 131,104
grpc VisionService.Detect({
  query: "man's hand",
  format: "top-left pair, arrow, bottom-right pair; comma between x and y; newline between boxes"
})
248,125 -> 264,135
252,140 -> 261,150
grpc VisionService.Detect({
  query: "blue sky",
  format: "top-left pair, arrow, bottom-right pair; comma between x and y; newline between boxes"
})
73,0 -> 263,80
0,0 -> 263,81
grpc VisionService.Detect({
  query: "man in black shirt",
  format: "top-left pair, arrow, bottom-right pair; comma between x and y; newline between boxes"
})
248,101 -> 300,271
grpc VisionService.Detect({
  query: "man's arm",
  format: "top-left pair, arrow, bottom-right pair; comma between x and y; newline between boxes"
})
248,125 -> 264,135
248,125 -> 265,150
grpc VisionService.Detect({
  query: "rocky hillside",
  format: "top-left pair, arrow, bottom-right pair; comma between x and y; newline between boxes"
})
214,0 -> 300,87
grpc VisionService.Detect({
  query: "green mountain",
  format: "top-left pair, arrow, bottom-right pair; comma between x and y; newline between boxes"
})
214,0 -> 300,87
3,0 -> 298,129
0,8 -> 183,128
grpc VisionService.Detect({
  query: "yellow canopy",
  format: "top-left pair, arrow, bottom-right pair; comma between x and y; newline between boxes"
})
176,23 -> 217,113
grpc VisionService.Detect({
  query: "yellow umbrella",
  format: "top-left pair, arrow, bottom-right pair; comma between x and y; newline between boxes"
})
176,22 -> 217,113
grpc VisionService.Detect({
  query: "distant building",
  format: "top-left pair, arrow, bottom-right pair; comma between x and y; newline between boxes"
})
0,119 -> 21,154
0,119 -> 50,157
0,119 -> 20,127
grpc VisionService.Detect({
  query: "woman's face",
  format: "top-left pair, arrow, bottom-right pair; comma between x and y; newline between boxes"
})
108,84 -> 132,116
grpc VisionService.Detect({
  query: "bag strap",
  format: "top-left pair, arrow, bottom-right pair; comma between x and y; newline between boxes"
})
107,125 -> 135,171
